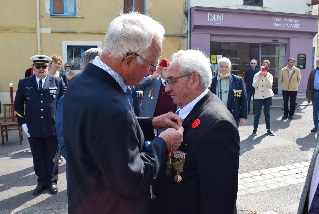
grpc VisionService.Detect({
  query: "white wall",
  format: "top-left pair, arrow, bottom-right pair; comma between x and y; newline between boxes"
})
190,0 -> 312,15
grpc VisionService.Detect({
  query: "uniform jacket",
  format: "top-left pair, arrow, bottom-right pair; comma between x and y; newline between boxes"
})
297,143 -> 319,214
14,75 -> 66,137
280,66 -> 301,91
252,71 -> 274,99
306,69 -> 317,101
210,74 -> 248,125
244,67 -> 259,88
64,63 -> 167,214
152,92 -> 240,214
134,75 -> 162,117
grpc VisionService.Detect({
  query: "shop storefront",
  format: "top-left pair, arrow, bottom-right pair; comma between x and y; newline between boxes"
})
190,6 -> 318,94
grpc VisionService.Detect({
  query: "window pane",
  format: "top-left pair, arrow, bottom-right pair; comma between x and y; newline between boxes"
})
135,0 -> 144,13
67,46 -> 97,70
66,0 -> 75,13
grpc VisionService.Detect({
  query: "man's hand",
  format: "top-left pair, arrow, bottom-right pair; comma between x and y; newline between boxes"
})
152,112 -> 182,130
239,118 -> 245,126
159,127 -> 184,150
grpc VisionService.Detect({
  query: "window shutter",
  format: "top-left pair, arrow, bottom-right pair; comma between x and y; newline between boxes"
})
124,0 -> 133,13
54,0 -> 64,14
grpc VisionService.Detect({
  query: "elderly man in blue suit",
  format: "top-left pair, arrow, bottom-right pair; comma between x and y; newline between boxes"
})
210,57 -> 248,126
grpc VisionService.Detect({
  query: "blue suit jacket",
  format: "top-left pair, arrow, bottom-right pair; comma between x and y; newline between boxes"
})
64,63 -> 167,214
244,67 -> 259,88
14,75 -> 66,137
210,74 -> 248,125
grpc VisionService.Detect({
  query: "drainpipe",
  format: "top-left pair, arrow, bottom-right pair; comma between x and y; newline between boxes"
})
36,0 -> 41,54
187,0 -> 190,49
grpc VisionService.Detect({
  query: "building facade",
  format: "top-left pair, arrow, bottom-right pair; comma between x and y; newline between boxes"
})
0,0 -> 187,110
188,0 -> 319,94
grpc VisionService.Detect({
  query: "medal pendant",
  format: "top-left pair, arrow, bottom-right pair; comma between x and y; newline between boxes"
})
174,174 -> 182,182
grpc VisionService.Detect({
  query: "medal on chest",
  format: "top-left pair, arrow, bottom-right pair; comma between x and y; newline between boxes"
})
165,149 -> 186,182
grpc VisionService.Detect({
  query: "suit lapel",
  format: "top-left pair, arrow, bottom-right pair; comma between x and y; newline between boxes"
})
43,75 -> 52,90
30,75 -> 39,91
227,74 -> 234,109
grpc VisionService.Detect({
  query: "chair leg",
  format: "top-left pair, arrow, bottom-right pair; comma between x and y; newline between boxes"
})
5,130 -> 8,142
1,128 -> 4,146
19,128 -> 23,145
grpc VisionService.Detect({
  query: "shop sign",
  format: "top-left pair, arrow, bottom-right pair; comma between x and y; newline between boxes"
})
208,12 -> 224,25
272,17 -> 301,29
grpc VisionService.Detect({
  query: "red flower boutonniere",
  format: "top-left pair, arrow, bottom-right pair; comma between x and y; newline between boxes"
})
192,119 -> 200,129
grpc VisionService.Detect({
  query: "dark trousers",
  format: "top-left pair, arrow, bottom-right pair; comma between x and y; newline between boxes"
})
254,97 -> 272,131
282,90 -> 297,117
246,87 -> 255,113
29,136 -> 59,186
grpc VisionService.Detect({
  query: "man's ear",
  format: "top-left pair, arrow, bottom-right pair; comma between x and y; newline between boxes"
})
191,72 -> 200,89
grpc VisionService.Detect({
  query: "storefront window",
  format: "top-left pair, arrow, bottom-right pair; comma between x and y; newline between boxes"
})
210,41 -> 285,94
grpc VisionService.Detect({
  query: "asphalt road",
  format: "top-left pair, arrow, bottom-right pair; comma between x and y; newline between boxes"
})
0,96 -> 316,214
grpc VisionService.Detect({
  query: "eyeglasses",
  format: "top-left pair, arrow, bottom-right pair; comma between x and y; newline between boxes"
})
34,65 -> 48,69
165,74 -> 192,87
250,63 -> 256,64
65,65 -> 70,67
125,52 -> 158,69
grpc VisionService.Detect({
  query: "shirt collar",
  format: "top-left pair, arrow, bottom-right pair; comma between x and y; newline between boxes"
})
36,76 -> 47,84
178,89 -> 209,120
92,57 -> 127,92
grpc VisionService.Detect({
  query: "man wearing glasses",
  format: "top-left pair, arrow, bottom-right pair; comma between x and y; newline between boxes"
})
14,54 -> 66,196
244,59 -> 259,114
152,50 -> 240,214
63,13 -> 184,214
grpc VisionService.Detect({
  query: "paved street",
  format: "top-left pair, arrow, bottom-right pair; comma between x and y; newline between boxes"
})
0,96 -> 317,213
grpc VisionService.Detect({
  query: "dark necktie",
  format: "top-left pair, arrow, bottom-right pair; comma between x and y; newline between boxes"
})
309,182 -> 319,213
39,79 -> 43,91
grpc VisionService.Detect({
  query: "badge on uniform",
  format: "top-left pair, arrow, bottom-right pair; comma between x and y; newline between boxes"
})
49,87 -> 57,98
233,89 -> 242,98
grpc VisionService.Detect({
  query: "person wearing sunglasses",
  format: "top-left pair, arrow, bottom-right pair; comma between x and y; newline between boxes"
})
64,63 -> 75,83
14,54 -> 66,196
244,59 -> 259,114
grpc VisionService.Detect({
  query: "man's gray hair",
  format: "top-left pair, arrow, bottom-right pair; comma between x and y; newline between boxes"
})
218,57 -> 232,67
171,50 -> 212,90
80,48 -> 103,68
103,12 -> 165,58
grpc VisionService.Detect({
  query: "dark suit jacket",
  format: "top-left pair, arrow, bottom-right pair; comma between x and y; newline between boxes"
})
210,74 -> 248,125
298,143 -> 319,214
152,92 -> 240,214
306,69 -> 317,102
14,75 -> 66,137
64,63 -> 167,214
244,67 -> 259,88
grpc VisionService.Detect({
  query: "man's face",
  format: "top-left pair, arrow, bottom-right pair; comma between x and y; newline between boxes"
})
160,67 -> 168,80
124,40 -> 161,86
218,61 -> 231,78
288,60 -> 295,68
34,64 -> 49,79
50,60 -> 62,72
250,60 -> 257,68
165,63 -> 193,108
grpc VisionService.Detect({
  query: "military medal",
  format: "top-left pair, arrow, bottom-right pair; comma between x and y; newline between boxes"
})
165,149 -> 174,176
172,150 -> 186,183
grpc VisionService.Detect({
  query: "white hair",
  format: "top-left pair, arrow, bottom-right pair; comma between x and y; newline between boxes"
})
103,12 -> 165,58
171,49 -> 212,90
218,57 -> 232,67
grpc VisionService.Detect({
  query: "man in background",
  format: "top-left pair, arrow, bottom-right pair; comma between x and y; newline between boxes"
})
244,59 -> 259,114
280,58 -> 301,120
210,57 -> 247,127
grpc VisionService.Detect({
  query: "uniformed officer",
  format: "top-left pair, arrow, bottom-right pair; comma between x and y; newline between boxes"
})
14,55 -> 66,195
